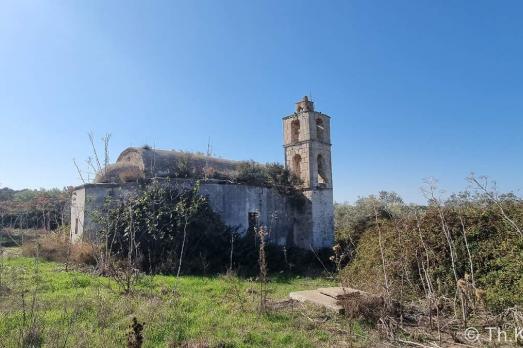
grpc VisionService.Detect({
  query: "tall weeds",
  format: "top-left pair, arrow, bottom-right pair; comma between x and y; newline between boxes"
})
257,226 -> 268,313
337,182 -> 523,343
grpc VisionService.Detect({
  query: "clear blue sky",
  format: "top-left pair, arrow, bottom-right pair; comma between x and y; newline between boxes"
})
1,1 -> 522,203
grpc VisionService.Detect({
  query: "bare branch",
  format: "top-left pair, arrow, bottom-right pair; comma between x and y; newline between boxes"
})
467,174 -> 522,237
73,158 -> 86,184
88,131 -> 102,173
102,133 -> 112,175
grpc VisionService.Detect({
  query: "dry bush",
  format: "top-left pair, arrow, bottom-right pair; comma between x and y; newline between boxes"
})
22,232 -> 96,265
70,242 -> 97,265
22,232 -> 68,261
339,291 -> 387,324
95,162 -> 144,183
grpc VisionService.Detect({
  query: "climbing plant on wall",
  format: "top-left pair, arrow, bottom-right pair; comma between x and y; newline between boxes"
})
98,179 -> 233,275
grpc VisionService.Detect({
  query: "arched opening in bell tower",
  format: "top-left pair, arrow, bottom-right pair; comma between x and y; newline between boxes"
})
316,118 -> 325,142
292,154 -> 302,179
317,154 -> 328,185
291,119 -> 300,143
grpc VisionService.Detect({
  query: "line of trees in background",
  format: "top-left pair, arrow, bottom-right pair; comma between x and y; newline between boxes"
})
0,187 -> 72,230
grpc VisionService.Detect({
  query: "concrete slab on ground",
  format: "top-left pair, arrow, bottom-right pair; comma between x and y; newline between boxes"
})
289,290 -> 344,313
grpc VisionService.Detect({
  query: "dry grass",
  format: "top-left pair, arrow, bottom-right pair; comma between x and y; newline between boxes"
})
339,292 -> 387,324
22,232 -> 67,260
95,162 -> 145,183
22,232 -> 96,265
70,242 -> 97,265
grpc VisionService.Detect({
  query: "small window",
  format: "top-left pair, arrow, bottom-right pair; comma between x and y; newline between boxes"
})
292,154 -> 302,179
74,218 -> 79,234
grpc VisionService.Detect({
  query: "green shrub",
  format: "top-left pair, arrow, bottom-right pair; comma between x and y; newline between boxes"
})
99,180 -> 233,275
337,192 -> 523,312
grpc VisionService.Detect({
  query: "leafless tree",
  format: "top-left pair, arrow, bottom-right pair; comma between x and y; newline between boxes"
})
468,174 -> 522,237
423,179 -> 459,285
74,132 -> 112,184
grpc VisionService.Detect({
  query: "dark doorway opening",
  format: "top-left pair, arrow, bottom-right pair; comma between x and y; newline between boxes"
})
248,212 -> 259,232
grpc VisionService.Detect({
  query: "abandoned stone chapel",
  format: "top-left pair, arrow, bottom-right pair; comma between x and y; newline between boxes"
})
70,97 -> 334,249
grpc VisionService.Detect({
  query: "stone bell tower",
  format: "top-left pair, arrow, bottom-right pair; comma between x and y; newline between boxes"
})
283,96 -> 334,249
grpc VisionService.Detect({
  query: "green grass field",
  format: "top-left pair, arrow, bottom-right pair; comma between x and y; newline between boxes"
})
0,250 -> 371,347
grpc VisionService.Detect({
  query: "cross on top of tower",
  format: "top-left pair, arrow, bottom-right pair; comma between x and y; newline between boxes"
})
295,96 -> 314,113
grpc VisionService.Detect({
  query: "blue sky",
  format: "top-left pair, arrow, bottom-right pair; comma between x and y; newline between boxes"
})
1,0 -> 522,203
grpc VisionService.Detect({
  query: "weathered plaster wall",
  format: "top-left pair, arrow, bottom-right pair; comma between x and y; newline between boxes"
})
198,182 -> 296,246
70,179 -> 312,248
305,189 -> 334,248
70,183 -> 140,243
70,187 -> 85,243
